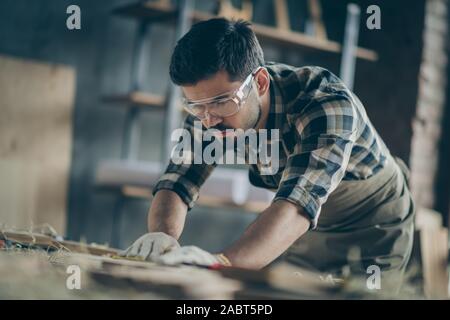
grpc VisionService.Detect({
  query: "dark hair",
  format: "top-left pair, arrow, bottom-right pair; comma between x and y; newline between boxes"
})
169,18 -> 264,85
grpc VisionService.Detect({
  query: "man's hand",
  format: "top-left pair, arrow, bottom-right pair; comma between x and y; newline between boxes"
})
156,246 -> 231,267
119,232 -> 180,261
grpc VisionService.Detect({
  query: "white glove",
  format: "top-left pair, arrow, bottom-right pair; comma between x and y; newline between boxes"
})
156,245 -> 231,267
119,232 -> 180,261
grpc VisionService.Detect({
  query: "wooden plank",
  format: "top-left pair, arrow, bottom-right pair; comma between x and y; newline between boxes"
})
307,0 -> 328,40
218,0 -> 253,21
0,55 -> 74,235
51,252 -> 339,299
103,91 -> 165,109
51,252 -> 242,299
112,2 -> 378,62
0,230 -> 56,248
120,185 -> 270,212
217,262 -> 343,298
274,0 -> 290,31
0,229 -> 119,256
420,227 -> 449,299
416,207 -> 443,230
192,11 -> 378,61
57,240 -> 119,256
113,1 -> 177,22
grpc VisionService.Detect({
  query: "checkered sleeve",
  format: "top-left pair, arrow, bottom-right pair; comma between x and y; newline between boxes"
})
273,96 -> 358,229
152,115 -> 216,209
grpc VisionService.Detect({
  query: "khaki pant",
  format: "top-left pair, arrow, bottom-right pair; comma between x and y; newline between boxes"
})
284,155 -> 415,291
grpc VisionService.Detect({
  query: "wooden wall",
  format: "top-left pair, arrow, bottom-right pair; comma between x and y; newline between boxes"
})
0,55 -> 75,235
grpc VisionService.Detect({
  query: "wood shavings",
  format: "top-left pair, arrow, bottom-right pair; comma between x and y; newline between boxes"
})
0,227 -> 119,256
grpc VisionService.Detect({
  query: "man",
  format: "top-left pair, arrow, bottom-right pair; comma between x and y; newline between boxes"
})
122,18 -> 415,286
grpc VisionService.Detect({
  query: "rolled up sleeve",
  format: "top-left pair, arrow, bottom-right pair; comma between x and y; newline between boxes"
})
152,115 -> 216,209
273,97 -> 358,229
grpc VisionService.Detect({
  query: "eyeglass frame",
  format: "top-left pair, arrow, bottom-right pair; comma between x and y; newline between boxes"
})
182,66 -> 263,120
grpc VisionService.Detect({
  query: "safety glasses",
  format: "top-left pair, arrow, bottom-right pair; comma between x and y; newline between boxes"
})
182,67 -> 263,120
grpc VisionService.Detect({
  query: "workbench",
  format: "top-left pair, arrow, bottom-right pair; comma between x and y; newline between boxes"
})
0,229 -> 351,299
0,228 -> 422,299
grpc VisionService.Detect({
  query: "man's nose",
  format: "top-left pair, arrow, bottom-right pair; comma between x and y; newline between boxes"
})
202,111 -> 223,128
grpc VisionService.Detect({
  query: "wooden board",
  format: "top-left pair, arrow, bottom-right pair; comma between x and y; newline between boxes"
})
103,91 -> 165,109
420,227 -> 449,299
120,185 -> 270,212
0,55 -> 75,235
113,0 -> 177,22
112,2 -> 378,62
0,229 -> 119,256
49,251 -> 242,299
192,11 -> 378,61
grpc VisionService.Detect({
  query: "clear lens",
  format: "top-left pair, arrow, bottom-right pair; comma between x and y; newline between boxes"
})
189,103 -> 207,118
210,99 -> 239,117
183,68 -> 259,120
185,98 -> 239,119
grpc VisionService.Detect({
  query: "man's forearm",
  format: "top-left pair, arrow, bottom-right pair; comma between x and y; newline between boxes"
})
148,189 -> 188,240
223,200 -> 311,269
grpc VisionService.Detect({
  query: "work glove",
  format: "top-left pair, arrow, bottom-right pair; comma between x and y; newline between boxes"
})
155,245 -> 231,267
119,232 -> 180,261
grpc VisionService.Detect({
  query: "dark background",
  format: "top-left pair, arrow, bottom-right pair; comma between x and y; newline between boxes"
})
0,0 -> 437,250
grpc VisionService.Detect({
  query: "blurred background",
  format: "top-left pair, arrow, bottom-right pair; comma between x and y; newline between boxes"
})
0,0 -> 448,272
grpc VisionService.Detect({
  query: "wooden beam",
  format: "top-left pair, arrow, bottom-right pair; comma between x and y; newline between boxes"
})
113,1 -> 177,22
112,2 -> 378,62
218,0 -> 253,21
103,91 -> 165,109
274,0 -> 290,31
307,0 -> 328,40
420,227 -> 449,299
0,229 -> 119,256
192,11 -> 378,61
121,185 -> 269,212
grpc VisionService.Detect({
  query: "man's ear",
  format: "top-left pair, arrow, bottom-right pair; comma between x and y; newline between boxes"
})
255,68 -> 270,96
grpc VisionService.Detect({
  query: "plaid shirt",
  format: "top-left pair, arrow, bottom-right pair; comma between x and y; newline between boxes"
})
153,62 -> 390,228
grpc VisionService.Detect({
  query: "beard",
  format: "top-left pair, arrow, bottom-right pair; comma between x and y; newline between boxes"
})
250,104 -> 262,129
212,87 -> 263,132
244,91 -> 263,130
211,106 -> 261,131
212,123 -> 233,131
